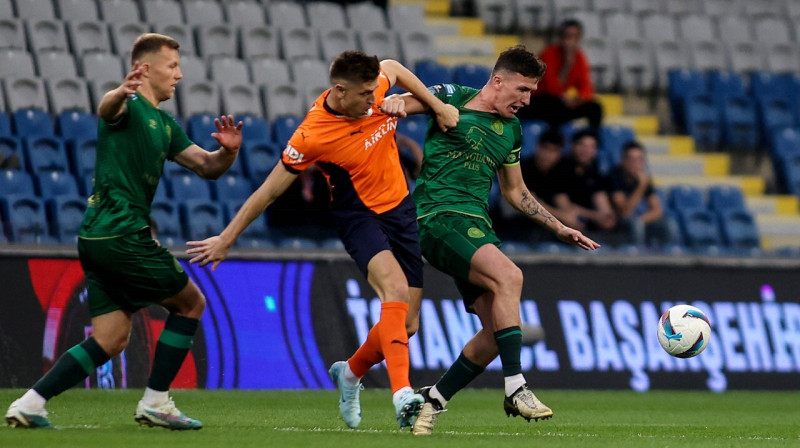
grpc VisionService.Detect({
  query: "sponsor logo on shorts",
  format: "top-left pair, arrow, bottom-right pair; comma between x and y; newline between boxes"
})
467,227 -> 485,238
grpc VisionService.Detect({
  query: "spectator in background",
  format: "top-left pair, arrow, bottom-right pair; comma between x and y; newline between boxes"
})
552,129 -> 616,238
608,141 -> 673,248
516,19 -> 603,130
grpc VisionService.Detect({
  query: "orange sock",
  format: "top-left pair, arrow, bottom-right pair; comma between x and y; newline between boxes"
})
347,324 -> 384,378
378,302 -> 411,393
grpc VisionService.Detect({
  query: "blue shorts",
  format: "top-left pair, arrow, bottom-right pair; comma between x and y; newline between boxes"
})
334,195 -> 424,288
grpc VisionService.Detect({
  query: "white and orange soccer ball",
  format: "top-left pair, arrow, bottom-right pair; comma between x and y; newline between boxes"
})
657,304 -> 712,358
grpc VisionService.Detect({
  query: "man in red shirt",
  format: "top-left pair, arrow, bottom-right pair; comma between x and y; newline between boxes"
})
516,19 -> 603,130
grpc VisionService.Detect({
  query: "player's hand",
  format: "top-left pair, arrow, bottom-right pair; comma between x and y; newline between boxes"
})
434,104 -> 459,132
378,96 -> 407,118
556,226 -> 600,251
212,115 -> 244,152
119,62 -> 143,96
186,235 -> 233,271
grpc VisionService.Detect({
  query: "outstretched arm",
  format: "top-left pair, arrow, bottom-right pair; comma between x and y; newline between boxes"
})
97,62 -> 142,122
379,59 -> 458,131
173,115 -> 243,180
186,162 -> 298,269
499,164 -> 600,250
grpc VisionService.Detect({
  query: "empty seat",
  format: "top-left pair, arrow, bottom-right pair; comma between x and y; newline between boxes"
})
67,20 -> 111,54
289,58 -> 329,92
702,0 -> 741,17
664,0 -> 699,15
280,27 -> 319,60
97,0 -> 140,22
0,136 -> 24,170
396,114 -> 428,152
170,173 -> 213,201
241,139 -> 281,179
582,36 -> 616,92
239,115 -> 271,142
764,43 -> 800,74
180,199 -> 225,241
667,68 -> 707,129
708,185 -> 746,213
519,120 -> 548,160
627,0 -> 662,16
179,80 -> 220,118
57,110 -> 96,142
749,71 -> 787,100
677,209 -> 722,249
196,24 -> 236,59
178,54 -> 206,81
753,16 -> 794,45
70,136 -> 97,178
603,12 -> 640,42
0,49 -> 35,77
154,23 -> 196,57
186,114 -> 219,150
209,56 -> 250,85
397,30 -> 436,70
223,0 -> 266,27
307,1 -> 348,31
388,3 -> 426,31
264,84 -> 304,120
0,0 -> 10,19
1,194 -> 52,243
320,28 -> 357,63
13,109 -> 54,137
616,39 -> 654,90
677,14 -> 715,44
267,1 -> 307,28
215,174 -> 253,202
567,10 -> 602,39
721,95 -> 759,150
89,78 -> 123,113
46,195 -> 85,242
80,52 -> 124,81
513,0 -> 552,34
55,0 -> 100,21
221,84 -> 263,118
743,0 -> 782,18
14,0 -> 56,20
726,41 -> 765,74
0,18 -> 26,50
668,184 -> 705,211
718,210 -> 760,250
240,24 -> 279,60
109,22 -> 149,55
46,77 -> 91,113
452,64 -> 491,89
708,70 -> 746,102
551,0 -> 588,24
599,125 -> 635,166
641,13 -> 678,43
183,0 -> 223,26
414,60 -> 453,87
0,169 -> 34,195
249,56 -> 291,86
5,77 -> 49,113
36,170 -> 79,198
716,15 -> 754,45
272,116 -> 301,147
684,93 -> 722,148
653,40 -> 690,89
759,97 -> 796,144
35,50 -> 78,78
688,40 -> 726,72
474,0 -> 516,33
141,0 -> 184,25
221,199 -> 272,247
25,135 -> 69,173
26,19 -> 69,53
150,200 -> 180,244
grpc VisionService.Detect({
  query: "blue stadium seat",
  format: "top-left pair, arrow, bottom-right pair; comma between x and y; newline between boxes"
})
720,95 -> 758,150
0,194 -> 54,243
221,199 -> 272,248
276,237 -> 319,249
153,178 -> 170,202
669,185 -> 705,211
677,209 -> 722,250
758,97 -> 796,146
415,60 -> 454,87
180,200 -> 225,241
239,115 -> 271,142
272,116 -> 301,147
162,159 -> 193,177
667,68 -> 707,131
718,209 -> 760,251
169,173 -> 213,201
186,114 -> 219,151
150,200 -> 181,246
80,174 -> 93,197
501,240 -> 533,254
683,93 -> 721,148
519,120 -> 548,161
57,111 -> 97,142
12,109 -> 54,138
241,139 -> 281,180
707,185 -> 746,213
749,71 -> 789,100
452,64 -> 491,89
534,242 -> 565,254
36,171 -> 79,198
70,136 -> 96,178
771,127 -> 800,160
0,169 -> 34,196
320,237 -> 344,250
397,114 -> 427,150
708,70 -> 745,102
0,111 -> 10,136
24,136 -> 69,173
0,136 -> 24,170
780,153 -> 800,196
47,194 -> 86,243
215,174 -> 253,202
599,125 -> 635,166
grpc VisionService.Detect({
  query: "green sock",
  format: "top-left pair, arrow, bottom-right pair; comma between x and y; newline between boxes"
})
494,326 -> 523,377
33,337 -> 110,400
147,314 -> 199,391
435,352 -> 485,401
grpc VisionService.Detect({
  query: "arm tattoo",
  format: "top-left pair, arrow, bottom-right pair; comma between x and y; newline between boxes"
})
521,190 -> 556,225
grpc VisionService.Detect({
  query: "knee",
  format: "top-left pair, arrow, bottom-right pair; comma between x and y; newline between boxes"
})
95,333 -> 129,357
500,265 -> 524,294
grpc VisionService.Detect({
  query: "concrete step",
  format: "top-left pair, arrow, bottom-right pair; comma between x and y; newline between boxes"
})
746,195 -> 799,216
604,115 -> 659,136
639,135 -> 695,156
391,0 -> 451,16
756,215 -> 800,248
426,16 -> 484,36
761,235 -> 800,249
435,34 -> 519,60
596,94 -> 623,117
648,153 -> 730,177
653,175 -> 765,196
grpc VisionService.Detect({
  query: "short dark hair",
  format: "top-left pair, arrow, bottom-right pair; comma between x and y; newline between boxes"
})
492,45 -> 546,79
538,129 -> 564,148
329,50 -> 381,84
131,33 -> 180,65
560,19 -> 584,36
622,140 -> 645,156
571,128 -> 598,144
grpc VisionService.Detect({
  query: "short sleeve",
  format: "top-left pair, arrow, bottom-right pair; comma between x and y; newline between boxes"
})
281,123 -> 317,174
166,114 -> 193,159
427,84 -> 457,103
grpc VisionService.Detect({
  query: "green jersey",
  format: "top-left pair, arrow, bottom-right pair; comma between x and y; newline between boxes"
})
413,83 -> 522,222
80,94 -> 192,238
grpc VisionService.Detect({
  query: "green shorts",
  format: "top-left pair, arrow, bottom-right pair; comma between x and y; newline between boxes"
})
78,228 -> 189,317
418,212 -> 501,312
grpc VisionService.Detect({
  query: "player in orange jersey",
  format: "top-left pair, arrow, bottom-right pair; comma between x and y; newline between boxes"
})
186,50 -> 459,429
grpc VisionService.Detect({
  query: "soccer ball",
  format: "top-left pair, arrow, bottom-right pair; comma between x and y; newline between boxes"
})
657,304 -> 712,358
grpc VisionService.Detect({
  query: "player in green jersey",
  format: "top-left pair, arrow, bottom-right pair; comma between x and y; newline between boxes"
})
5,33 -> 243,430
394,46 -> 600,435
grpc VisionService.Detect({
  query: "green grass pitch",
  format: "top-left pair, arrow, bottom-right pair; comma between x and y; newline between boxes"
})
0,388 -> 798,447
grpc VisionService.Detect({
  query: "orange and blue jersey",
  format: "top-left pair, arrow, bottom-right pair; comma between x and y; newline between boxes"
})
281,71 -> 408,214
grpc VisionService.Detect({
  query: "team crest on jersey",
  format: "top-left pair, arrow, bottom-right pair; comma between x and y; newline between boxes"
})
149,119 -> 158,129
491,119 -> 504,135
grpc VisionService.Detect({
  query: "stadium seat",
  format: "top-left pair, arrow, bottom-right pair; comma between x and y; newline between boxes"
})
513,0 -> 551,34
80,52 -> 124,82
718,209 -> 760,251
0,169 -> 34,196
180,199 -> 225,241
414,60 -> 453,87
70,136 -> 96,179
0,111 -> 9,137
239,26 -> 278,60
388,3 -> 427,31
683,93 -> 721,149
474,0 -> 516,34
280,27 -> 319,60
220,199 -> 272,248
725,41 -> 763,74
721,95 -> 759,150
223,0 -> 266,27
0,49 -> 35,78
753,16 -> 792,45
210,56 -> 250,85
708,71 -> 746,103
196,24 -> 237,59
152,23 -> 195,57
36,170 -> 79,198
47,194 -> 86,243
35,50 -> 78,79
264,84 -> 304,121
664,0 -> 698,15
749,71 -> 788,100
1,194 -> 53,243
241,139 -> 281,180
0,0 -> 11,19
97,0 -> 140,23
519,120 -> 548,160
109,22 -> 149,55
153,177 -> 169,201
183,0 -> 223,26
702,0 -> 741,17
551,0 -> 588,24
707,185 -> 746,213
55,0 -> 100,22
26,19 -> 68,53
57,111 -> 97,142
764,43 -> 800,74
688,40 -> 726,73
677,209 -> 723,250
398,30 -> 435,68
239,115 -> 271,143
25,136 -> 69,173
272,116 -> 301,148
603,12 -> 640,41
215,174 -> 253,202
667,68 -> 707,131
652,40 -> 690,90
289,59 -> 329,94
150,200 -> 181,246
669,185 -> 705,211
641,13 -> 678,43
599,125 -> 635,166
397,114 -> 427,152
66,20 -> 111,55
320,28 -> 357,64
169,173 -> 213,201
716,15 -> 754,45
345,2 -> 387,32
14,109 -> 54,138
180,81 -> 220,118
616,39 -> 654,91
758,97 -> 796,146
15,0 -> 56,20
140,0 -> 184,25
0,18 -> 26,51
249,57 -> 290,86
46,77 -> 91,114
89,79 -> 123,115
0,136 -> 24,170
6,78 -> 49,115
453,64 -> 491,89
568,10 -> 602,39
677,13 -> 716,43
582,36 -> 616,92
277,237 -> 319,250
307,2 -> 347,31
221,84 -> 263,119
267,1 -> 307,28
